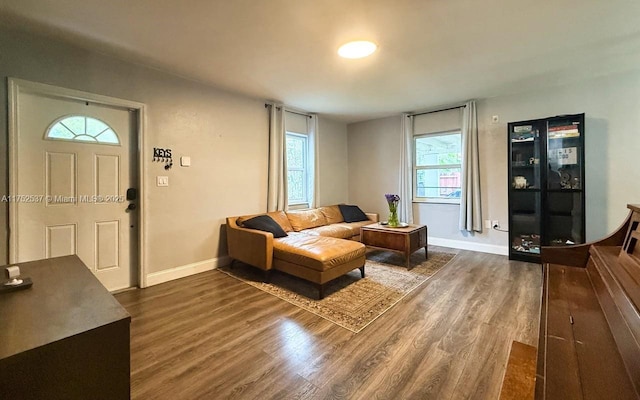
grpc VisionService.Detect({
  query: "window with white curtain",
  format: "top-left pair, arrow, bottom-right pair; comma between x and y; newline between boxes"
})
286,131 -> 312,207
413,130 -> 462,203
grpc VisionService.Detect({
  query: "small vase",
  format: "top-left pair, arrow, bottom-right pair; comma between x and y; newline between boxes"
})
388,209 -> 399,227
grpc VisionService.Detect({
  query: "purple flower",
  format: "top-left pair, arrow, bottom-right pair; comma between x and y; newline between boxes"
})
384,194 -> 400,203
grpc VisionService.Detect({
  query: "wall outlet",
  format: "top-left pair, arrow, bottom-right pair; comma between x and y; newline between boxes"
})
492,220 -> 500,229
485,220 -> 492,229
157,176 -> 169,187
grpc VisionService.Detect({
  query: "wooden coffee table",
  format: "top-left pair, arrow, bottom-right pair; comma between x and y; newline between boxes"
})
360,223 -> 428,269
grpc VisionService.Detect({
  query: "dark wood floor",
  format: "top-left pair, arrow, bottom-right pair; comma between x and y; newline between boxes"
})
115,247 -> 542,400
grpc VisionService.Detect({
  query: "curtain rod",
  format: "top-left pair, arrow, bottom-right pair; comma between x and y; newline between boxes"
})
408,104 -> 466,117
264,103 -> 312,118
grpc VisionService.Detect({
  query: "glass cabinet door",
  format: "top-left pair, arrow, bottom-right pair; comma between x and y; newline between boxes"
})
545,117 -> 584,246
509,122 -> 543,256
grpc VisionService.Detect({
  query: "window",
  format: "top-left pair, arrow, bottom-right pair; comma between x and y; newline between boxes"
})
286,132 -> 311,207
414,131 -> 462,202
46,115 -> 120,145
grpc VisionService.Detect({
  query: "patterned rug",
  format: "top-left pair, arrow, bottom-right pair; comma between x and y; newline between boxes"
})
218,249 -> 456,333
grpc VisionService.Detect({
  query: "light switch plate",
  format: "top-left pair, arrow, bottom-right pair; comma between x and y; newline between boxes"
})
180,156 -> 191,167
157,176 -> 169,187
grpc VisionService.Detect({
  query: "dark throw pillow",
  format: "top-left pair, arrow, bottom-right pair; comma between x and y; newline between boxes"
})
338,204 -> 368,223
242,215 -> 288,238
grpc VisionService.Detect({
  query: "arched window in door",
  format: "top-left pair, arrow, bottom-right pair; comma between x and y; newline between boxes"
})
45,115 -> 120,145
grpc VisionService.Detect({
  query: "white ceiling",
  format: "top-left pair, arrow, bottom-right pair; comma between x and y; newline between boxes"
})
1,0 -> 640,123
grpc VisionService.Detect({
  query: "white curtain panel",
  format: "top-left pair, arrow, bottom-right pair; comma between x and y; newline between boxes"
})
267,104 -> 288,211
459,101 -> 483,232
308,114 -> 320,208
399,113 -> 414,224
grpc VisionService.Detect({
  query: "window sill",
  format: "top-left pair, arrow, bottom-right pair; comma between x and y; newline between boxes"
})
288,203 -> 310,211
413,198 -> 461,205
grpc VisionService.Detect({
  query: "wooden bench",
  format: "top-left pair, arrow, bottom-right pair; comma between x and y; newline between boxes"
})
535,204 -> 640,399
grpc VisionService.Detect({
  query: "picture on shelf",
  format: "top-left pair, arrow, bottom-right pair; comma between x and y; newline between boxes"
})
511,130 -> 537,142
549,147 -> 578,165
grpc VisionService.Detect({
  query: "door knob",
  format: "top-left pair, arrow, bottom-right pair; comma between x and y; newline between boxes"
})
126,203 -> 137,212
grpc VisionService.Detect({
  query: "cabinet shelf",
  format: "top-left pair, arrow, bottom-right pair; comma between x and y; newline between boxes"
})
547,189 -> 583,193
549,211 -> 574,217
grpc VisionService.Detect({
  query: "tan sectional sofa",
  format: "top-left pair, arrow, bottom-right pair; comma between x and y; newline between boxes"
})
226,205 -> 378,299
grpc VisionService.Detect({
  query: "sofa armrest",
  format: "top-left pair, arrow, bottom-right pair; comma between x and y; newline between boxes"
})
366,213 -> 379,223
226,217 -> 274,271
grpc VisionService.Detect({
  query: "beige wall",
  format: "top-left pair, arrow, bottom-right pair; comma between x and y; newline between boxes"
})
348,69 -> 640,252
0,26 -> 349,279
318,117 -> 349,206
347,116 -> 402,215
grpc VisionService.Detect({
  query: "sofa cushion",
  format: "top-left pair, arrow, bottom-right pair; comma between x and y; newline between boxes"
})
286,209 -> 327,232
338,204 -> 369,223
241,215 -> 288,238
237,211 -> 293,232
318,205 -> 344,224
273,234 -> 365,271
334,221 -> 374,237
301,224 -> 354,239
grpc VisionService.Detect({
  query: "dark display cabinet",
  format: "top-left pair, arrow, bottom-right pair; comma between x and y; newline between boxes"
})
508,113 -> 585,262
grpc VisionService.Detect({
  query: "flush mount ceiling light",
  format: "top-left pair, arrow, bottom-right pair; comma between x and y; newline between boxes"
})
338,41 -> 377,59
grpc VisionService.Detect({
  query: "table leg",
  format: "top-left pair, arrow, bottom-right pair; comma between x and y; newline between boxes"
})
425,246 -> 428,260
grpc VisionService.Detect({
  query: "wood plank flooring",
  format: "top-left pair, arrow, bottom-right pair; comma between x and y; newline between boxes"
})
115,247 -> 542,400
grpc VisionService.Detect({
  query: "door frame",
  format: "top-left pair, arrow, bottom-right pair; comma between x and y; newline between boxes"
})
8,78 -> 149,288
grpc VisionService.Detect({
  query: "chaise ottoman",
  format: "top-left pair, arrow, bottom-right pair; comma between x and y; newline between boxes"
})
271,233 -> 366,299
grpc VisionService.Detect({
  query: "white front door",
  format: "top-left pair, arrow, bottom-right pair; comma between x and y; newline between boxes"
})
13,90 -> 138,291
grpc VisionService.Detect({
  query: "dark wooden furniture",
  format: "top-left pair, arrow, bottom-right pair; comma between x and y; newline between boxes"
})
508,113 -> 586,262
361,223 -> 427,268
0,255 -> 131,400
500,341 -> 536,400
536,204 -> 640,399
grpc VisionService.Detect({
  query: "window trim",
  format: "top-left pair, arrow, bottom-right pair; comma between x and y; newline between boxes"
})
285,131 -> 310,207
413,129 -> 462,204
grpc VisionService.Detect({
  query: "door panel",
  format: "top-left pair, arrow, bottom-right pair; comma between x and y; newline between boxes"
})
46,152 -> 77,204
16,91 -> 136,291
45,224 -> 77,258
95,220 -> 119,271
95,154 -> 120,199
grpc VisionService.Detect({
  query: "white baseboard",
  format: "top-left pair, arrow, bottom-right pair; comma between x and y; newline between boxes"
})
145,256 -> 232,287
429,237 -> 508,256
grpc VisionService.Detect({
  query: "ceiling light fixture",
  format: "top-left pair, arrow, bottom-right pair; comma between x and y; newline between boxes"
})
338,41 -> 377,59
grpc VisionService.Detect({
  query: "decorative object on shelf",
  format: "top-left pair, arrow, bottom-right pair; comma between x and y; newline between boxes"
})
385,194 -> 400,227
513,176 -> 527,189
153,147 -> 173,170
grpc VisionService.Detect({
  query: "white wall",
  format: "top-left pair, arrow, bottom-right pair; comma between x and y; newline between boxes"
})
0,25 -> 349,282
348,69 -> 640,253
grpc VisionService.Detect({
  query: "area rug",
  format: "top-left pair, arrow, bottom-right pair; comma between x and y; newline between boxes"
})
217,249 -> 456,333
